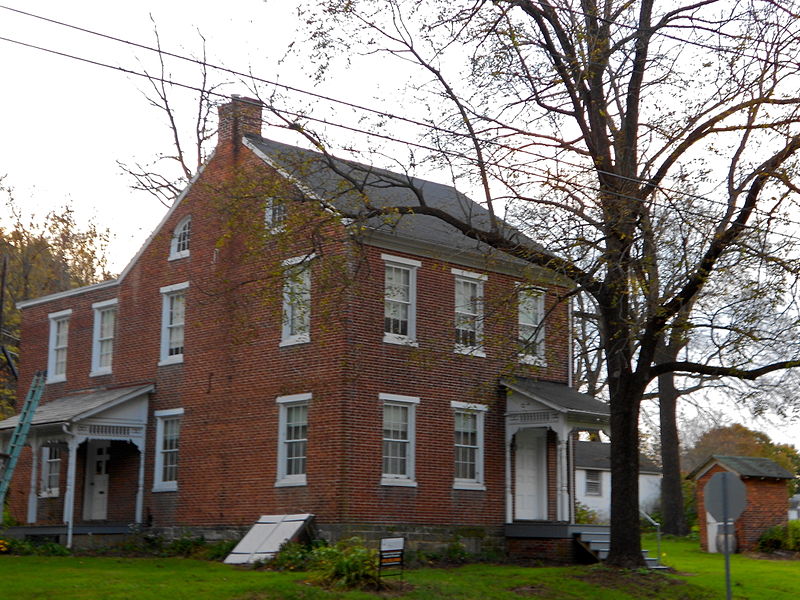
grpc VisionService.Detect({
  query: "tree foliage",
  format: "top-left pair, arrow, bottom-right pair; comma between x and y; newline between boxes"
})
0,181 -> 111,413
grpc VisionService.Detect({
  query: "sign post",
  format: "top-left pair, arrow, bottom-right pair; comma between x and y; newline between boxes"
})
704,472 -> 747,600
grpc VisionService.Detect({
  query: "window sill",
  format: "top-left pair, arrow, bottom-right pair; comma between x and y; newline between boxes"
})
275,475 -> 307,488
383,334 -> 418,347
168,251 -> 190,261
38,490 -> 60,499
381,477 -> 418,488
453,482 -> 486,491
89,368 -> 112,378
158,355 -> 184,367
279,335 -> 310,347
46,374 -> 66,384
152,483 -> 178,493
519,354 -> 547,367
454,345 -> 486,358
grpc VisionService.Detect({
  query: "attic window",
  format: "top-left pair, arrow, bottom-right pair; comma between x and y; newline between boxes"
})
585,469 -> 602,496
265,198 -> 287,230
170,216 -> 191,260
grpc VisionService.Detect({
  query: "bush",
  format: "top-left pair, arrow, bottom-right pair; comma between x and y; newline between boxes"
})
307,537 -> 380,590
757,522 -> 800,552
4,538 -> 70,556
270,540 -> 315,571
575,502 -> 602,524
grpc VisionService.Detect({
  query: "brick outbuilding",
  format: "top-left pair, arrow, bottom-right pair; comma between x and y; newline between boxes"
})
0,97 -> 611,560
688,455 -> 795,552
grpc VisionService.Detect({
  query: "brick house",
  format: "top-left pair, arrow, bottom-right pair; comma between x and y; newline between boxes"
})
0,97 -> 609,557
688,455 -> 795,552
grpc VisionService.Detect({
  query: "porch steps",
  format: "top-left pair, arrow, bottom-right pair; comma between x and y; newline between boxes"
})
0,371 -> 46,505
574,527 -> 666,569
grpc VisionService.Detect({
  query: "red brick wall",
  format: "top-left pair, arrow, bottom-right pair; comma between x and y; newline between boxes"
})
695,464 -> 789,552
11,99 -> 573,534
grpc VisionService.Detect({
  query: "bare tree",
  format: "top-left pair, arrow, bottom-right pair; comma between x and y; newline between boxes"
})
275,0 -> 800,567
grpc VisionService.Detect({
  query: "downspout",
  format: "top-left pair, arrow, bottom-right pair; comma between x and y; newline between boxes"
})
61,423 -> 76,549
567,297 -> 573,388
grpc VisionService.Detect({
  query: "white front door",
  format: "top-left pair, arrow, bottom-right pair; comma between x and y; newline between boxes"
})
83,441 -> 110,520
514,428 -> 547,520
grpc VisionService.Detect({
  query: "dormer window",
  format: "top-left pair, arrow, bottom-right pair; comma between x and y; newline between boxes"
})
169,216 -> 191,260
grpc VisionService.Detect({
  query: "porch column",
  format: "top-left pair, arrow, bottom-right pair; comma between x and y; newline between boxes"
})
133,438 -> 146,524
26,437 -> 39,523
62,436 -> 79,548
505,427 -> 514,523
556,432 -> 569,521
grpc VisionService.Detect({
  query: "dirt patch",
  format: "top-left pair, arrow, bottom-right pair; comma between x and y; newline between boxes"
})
573,567 -> 689,598
511,584 -> 558,597
743,550 -> 800,561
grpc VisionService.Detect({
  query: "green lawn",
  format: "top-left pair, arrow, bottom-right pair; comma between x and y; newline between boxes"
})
0,536 -> 796,599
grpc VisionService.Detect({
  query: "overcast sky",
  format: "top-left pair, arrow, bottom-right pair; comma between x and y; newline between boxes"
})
2,1 -> 799,447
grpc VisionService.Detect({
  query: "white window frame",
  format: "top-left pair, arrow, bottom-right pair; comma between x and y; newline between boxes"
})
159,282 -> 189,366
380,393 -> 419,487
39,446 -> 61,498
382,254 -> 420,346
280,256 -> 313,347
265,197 -> 287,231
169,216 -> 191,260
275,393 -> 311,487
585,469 -> 602,496
518,286 -> 547,366
46,309 -> 72,383
452,268 -> 487,357
153,408 -> 183,492
451,401 -> 487,490
90,299 -> 117,377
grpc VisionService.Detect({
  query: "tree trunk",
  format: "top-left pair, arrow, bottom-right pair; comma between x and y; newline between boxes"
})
658,369 -> 688,536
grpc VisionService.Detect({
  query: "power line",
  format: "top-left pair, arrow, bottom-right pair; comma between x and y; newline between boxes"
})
3,1 -> 800,217
3,23 -> 800,247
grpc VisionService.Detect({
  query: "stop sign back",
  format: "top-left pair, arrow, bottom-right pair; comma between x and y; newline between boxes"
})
704,471 -> 747,522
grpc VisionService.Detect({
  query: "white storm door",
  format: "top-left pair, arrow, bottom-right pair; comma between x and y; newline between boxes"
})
514,429 -> 547,520
83,441 -> 110,520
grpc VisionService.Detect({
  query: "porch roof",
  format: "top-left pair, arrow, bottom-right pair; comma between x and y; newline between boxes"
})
0,384 -> 154,430
501,378 -> 609,420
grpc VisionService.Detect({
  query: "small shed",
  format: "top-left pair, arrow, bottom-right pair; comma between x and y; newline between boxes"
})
688,455 -> 795,552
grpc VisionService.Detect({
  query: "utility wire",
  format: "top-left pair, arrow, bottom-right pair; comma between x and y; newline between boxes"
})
2,27 -> 800,245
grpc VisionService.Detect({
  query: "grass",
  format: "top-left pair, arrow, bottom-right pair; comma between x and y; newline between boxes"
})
0,536 -> 796,599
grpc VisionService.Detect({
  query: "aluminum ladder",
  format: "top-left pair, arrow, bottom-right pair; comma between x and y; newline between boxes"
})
0,370 -> 46,506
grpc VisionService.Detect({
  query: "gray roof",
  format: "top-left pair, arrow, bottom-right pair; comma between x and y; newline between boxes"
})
688,455 -> 796,480
0,384 -> 153,430
246,136 -> 540,259
502,377 -> 609,419
574,441 -> 661,474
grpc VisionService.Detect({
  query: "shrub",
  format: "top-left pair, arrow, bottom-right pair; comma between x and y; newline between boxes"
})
5,538 -> 70,556
202,539 -> 239,561
270,540 -> 315,571
575,502 -> 602,524
307,537 -> 380,590
758,525 -> 788,552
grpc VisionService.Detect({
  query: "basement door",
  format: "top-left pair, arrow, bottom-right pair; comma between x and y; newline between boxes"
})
83,441 -> 110,520
514,428 -> 547,520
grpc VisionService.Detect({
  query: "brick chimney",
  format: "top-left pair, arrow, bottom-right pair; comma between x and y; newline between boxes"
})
217,95 -> 263,146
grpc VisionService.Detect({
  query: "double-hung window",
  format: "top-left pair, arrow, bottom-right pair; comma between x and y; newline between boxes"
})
382,254 -> 420,345
518,287 -> 546,365
452,269 -> 486,356
153,408 -> 183,492
585,469 -> 602,496
47,309 -> 71,383
280,256 -> 312,346
169,216 -> 191,260
380,393 -> 419,486
451,401 -> 487,490
159,282 -> 188,365
40,446 -> 61,498
276,393 -> 310,487
90,299 -> 117,376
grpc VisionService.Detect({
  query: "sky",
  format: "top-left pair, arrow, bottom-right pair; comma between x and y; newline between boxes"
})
2,1 -> 800,448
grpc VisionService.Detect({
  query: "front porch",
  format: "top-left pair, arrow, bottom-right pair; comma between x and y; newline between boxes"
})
0,384 -> 153,547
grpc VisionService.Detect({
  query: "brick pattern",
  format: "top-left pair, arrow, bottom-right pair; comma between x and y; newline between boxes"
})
695,463 -> 789,552
10,97 -> 572,541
